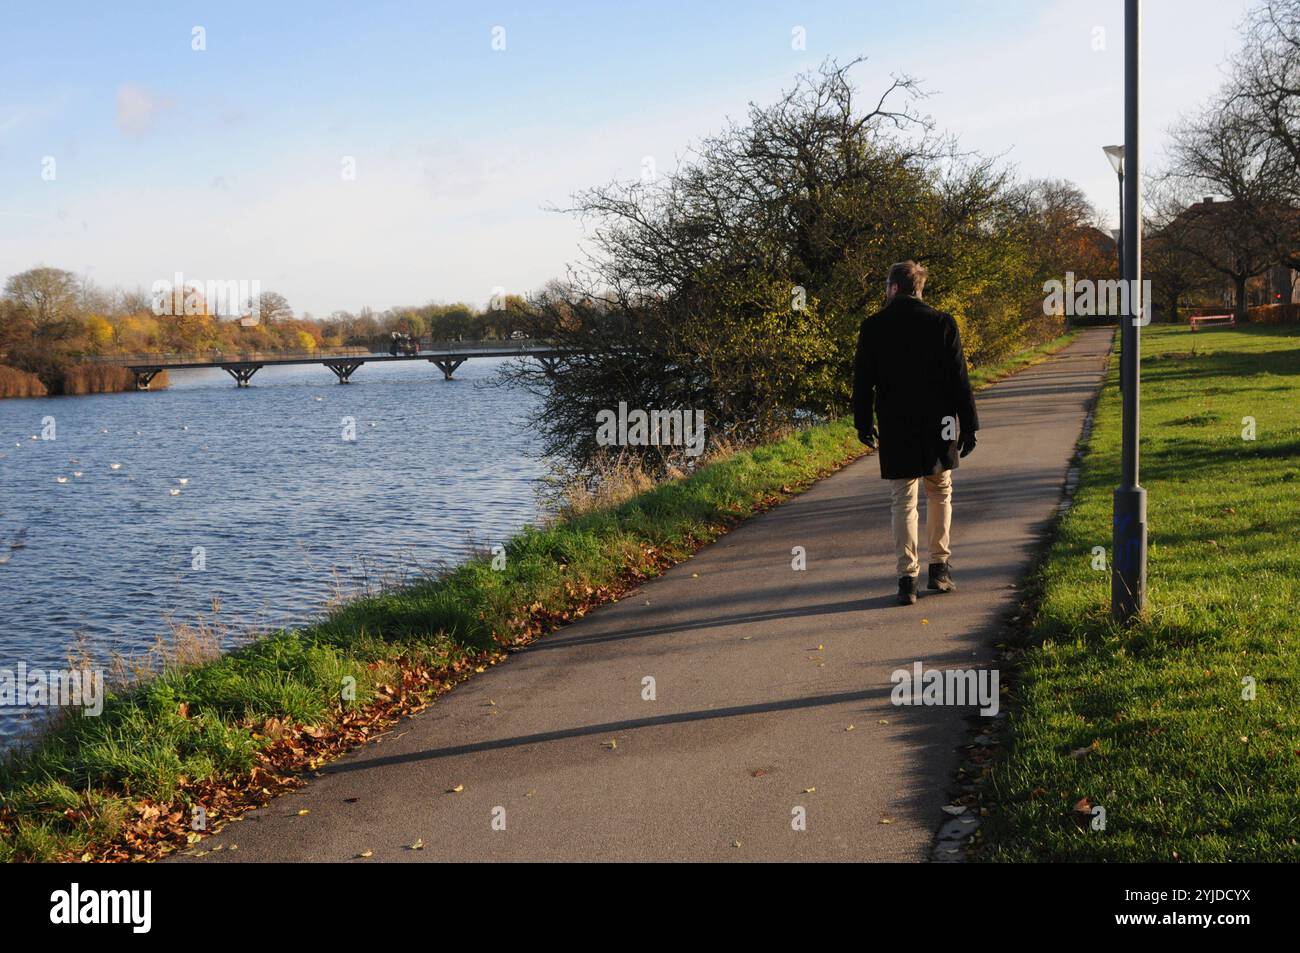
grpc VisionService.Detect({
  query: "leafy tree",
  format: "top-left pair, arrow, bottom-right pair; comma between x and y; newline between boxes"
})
501,60 -> 1077,477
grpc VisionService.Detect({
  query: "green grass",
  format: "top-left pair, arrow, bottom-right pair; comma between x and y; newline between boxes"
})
984,324 -> 1300,862
967,330 -> 1080,388
0,331 -> 1077,862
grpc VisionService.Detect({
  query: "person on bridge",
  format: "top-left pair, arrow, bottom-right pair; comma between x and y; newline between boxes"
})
852,261 -> 979,606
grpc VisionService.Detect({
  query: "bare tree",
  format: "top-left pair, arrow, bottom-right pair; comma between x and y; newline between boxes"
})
1232,0 -> 1300,269
255,291 -> 293,324
1156,98 -> 1288,319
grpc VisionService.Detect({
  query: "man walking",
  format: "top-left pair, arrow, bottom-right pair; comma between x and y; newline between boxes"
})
852,261 -> 979,606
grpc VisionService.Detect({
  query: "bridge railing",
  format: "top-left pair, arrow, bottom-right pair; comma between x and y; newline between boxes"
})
83,346 -> 372,366
83,339 -> 550,367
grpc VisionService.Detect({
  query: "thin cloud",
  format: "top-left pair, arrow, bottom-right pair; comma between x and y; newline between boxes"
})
115,83 -> 172,136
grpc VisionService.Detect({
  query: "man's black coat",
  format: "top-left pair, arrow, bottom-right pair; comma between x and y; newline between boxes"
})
851,294 -> 979,480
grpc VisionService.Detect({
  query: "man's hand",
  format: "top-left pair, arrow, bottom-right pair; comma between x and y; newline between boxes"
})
858,427 -> 878,449
958,430 -> 977,458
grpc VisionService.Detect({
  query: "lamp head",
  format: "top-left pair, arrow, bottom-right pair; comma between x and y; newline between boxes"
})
1103,144 -> 1125,176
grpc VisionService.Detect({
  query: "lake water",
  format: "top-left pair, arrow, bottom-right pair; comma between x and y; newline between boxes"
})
0,357 -> 544,744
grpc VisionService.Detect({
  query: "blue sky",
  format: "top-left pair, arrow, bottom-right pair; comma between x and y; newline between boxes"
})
0,0 -> 1253,316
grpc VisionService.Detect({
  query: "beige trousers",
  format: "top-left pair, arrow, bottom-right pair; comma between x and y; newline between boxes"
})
889,470 -> 953,578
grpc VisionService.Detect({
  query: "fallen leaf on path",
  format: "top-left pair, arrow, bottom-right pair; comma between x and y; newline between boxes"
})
408,839 -> 425,850
356,850 -> 374,859
448,784 -> 464,794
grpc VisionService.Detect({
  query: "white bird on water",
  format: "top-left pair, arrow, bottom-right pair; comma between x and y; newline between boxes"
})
73,471 -> 83,478
169,488 -> 181,497
109,463 -> 122,470
55,476 -> 68,484
177,478 -> 189,485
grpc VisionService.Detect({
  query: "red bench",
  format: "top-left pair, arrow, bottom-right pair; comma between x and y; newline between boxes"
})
1189,314 -> 1236,332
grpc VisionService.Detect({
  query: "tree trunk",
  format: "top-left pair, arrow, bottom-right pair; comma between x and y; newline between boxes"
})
1234,275 -> 1249,322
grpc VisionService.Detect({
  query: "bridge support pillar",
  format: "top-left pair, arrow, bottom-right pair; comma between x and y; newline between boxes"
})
430,358 -> 466,380
222,364 -> 262,387
131,368 -> 161,391
325,360 -> 364,384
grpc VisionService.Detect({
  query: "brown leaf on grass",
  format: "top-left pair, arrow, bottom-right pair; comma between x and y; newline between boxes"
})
1069,740 -> 1101,759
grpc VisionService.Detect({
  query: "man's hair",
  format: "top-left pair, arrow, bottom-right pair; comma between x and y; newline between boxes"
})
887,260 -> 928,297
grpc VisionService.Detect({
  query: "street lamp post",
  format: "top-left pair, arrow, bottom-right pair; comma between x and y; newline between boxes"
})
1112,0 -> 1147,622
1104,145 -> 1125,393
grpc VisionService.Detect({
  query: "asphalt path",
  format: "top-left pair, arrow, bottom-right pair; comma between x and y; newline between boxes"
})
177,328 -> 1113,863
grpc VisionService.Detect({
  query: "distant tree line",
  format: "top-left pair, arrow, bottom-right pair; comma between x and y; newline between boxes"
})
0,268 -> 532,395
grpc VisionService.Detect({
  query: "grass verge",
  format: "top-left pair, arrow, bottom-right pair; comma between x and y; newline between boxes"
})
980,324 -> 1300,861
0,330 -> 1078,862
967,329 -> 1079,388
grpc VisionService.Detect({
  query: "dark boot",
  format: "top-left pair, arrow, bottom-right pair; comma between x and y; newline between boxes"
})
928,561 -> 956,592
897,576 -> 918,605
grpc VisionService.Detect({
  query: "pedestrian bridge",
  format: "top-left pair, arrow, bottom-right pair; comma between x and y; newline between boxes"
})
88,340 -> 559,389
